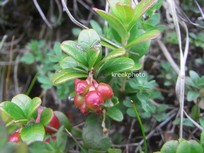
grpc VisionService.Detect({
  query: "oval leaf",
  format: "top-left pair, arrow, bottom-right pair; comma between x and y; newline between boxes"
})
94,8 -> 128,39
61,40 -> 87,66
107,107 -> 123,122
126,30 -> 160,48
98,57 -> 135,75
21,123 -> 45,144
78,29 -> 101,51
176,141 -> 190,153
51,68 -> 88,85
0,101 -> 26,120
189,140 -> 204,153
161,140 -> 178,153
40,108 -> 53,126
54,111 -> 71,131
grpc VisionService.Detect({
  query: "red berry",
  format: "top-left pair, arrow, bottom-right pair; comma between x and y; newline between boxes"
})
45,113 -> 60,134
80,104 -> 89,115
97,83 -> 113,100
44,136 -> 57,143
75,80 -> 89,95
74,94 -> 85,108
8,131 -> 21,143
85,91 -> 104,111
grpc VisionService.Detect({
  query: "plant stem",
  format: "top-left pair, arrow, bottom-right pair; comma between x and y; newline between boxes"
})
131,100 -> 147,153
26,72 -> 38,95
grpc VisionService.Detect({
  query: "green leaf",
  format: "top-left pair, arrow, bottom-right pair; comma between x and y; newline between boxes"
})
127,108 -> 136,117
98,57 -> 135,75
176,141 -> 191,153
37,75 -> 52,89
11,94 -> 41,119
191,104 -> 200,120
113,3 -> 134,27
20,52 -> 35,64
59,56 -> 79,69
82,115 -> 111,151
128,0 -> 158,31
54,127 -> 68,152
189,70 -> 200,80
0,101 -> 26,120
200,131 -> 204,146
21,123 -> 45,144
87,48 -> 102,69
94,8 -> 128,39
189,140 -> 204,153
90,20 -> 103,35
101,49 -> 126,63
29,141 -> 54,153
61,40 -> 87,66
55,111 -> 71,131
108,148 -> 122,153
40,108 -> 53,126
107,107 -> 123,122
51,68 -> 88,85
126,30 -> 160,48
187,90 -> 200,101
161,140 -> 178,153
78,29 -> 101,51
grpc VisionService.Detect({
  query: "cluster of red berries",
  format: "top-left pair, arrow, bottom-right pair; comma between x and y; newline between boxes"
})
74,77 -> 114,114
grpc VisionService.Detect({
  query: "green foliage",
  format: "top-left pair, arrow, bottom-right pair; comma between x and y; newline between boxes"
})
20,40 -> 70,100
82,115 -> 111,152
156,138 -> 204,153
186,70 -> 204,102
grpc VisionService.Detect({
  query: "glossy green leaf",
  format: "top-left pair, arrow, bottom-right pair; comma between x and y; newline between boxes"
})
11,94 -> 41,119
55,111 -> 71,131
40,108 -> 53,126
29,141 -> 54,153
191,104 -> 200,120
61,40 -> 87,66
128,0 -> 158,31
78,29 -> 101,51
126,30 -> 160,48
54,127 -> 68,152
98,57 -> 135,75
102,49 -> 126,63
199,117 -> 204,128
0,101 -> 26,120
90,20 -> 103,35
176,141 -> 190,153
113,3 -> 134,27
87,48 -> 102,69
59,56 -> 79,69
51,68 -> 87,85
21,123 -> 45,144
189,140 -> 204,153
161,140 -> 178,153
107,107 -> 123,122
94,8 -> 128,39
82,115 -> 111,151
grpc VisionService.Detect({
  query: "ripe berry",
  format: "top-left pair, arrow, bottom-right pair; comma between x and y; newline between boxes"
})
8,131 -> 21,143
80,104 -> 89,115
85,91 -> 104,111
45,113 -> 60,134
74,94 -> 84,108
75,79 -> 89,95
97,83 -> 113,100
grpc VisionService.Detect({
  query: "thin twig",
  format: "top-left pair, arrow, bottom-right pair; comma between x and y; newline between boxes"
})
184,111 -> 203,131
157,40 -> 179,74
14,55 -> 20,94
33,0 -> 53,29
3,36 -> 14,100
